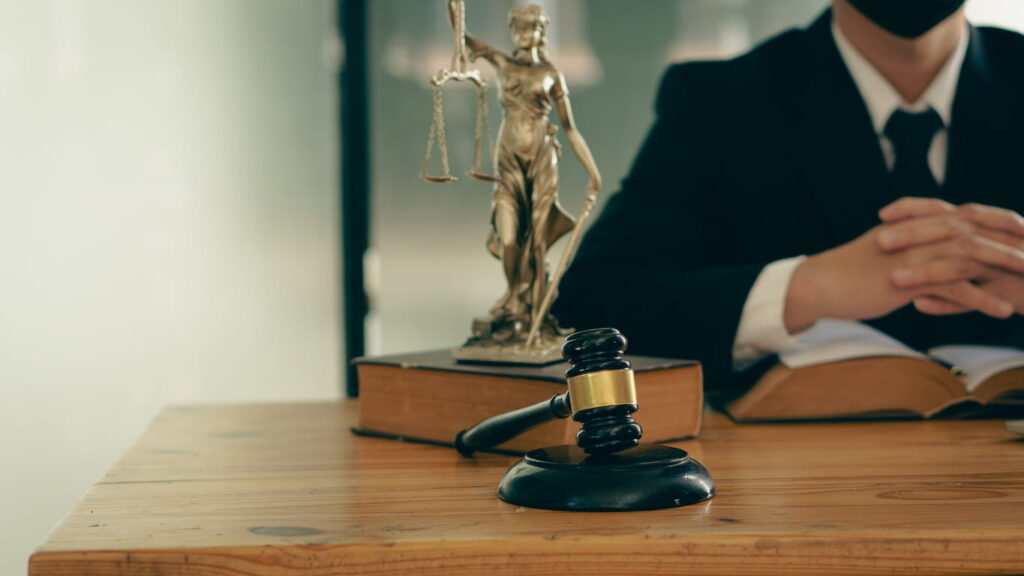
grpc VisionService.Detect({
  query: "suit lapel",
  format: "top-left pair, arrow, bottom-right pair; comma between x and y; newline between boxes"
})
944,26 -> 1024,211
786,11 -> 890,246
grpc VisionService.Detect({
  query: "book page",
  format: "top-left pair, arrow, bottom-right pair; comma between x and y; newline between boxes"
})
928,345 -> 1024,393
779,319 -> 927,369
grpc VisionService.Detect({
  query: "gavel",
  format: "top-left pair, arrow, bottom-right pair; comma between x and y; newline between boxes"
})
454,327 -> 715,511
455,327 -> 642,456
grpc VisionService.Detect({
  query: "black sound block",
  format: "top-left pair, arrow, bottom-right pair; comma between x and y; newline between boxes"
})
498,444 -> 715,511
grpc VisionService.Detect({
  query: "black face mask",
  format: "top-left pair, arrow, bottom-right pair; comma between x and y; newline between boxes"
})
846,0 -> 966,39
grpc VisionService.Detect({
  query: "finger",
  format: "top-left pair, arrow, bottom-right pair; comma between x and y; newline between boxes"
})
877,214 -> 972,251
922,280 -> 1015,319
901,234 -> 1024,274
878,197 -> 955,223
912,296 -> 971,316
951,235 -> 1024,274
976,227 -> 1024,251
957,203 -> 1024,238
891,257 -> 988,288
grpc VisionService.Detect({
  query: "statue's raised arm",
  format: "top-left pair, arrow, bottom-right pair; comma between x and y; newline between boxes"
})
447,0 -> 507,68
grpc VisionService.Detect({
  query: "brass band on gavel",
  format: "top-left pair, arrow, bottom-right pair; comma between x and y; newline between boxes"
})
567,369 -> 638,414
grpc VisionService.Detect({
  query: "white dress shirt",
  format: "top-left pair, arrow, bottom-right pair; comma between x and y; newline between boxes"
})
731,18 -> 970,371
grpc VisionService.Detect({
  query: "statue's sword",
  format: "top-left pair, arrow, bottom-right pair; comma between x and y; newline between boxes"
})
525,193 -> 597,347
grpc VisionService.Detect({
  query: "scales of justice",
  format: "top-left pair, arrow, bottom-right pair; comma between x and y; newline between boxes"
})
421,0 -> 602,365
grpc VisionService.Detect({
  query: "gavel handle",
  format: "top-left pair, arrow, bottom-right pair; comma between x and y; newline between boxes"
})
454,393 -> 572,457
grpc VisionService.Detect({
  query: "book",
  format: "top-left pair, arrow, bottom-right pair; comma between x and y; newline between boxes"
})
353,350 -> 703,454
726,320 -> 1024,422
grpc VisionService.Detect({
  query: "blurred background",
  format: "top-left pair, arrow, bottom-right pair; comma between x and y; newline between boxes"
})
3,0 -> 1023,573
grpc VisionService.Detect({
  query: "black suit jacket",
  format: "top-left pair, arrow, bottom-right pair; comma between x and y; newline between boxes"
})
553,10 -> 1024,396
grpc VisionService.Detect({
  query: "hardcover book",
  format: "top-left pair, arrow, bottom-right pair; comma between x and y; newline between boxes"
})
726,320 -> 1024,422
353,350 -> 703,453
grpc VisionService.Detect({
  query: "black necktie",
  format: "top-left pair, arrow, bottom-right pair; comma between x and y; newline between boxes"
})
884,108 -> 943,197
883,109 -> 943,332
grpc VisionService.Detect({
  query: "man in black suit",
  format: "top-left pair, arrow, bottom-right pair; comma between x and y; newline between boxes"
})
553,0 -> 1024,396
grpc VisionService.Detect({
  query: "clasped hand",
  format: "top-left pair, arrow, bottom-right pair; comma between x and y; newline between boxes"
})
786,197 -> 1024,333
877,197 -> 1024,316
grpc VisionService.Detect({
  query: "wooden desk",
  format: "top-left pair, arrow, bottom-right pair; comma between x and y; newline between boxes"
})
31,402 -> 1024,575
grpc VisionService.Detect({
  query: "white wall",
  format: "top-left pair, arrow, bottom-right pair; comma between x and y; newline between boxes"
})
0,1 -> 341,573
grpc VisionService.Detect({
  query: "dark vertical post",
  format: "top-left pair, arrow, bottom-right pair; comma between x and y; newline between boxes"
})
340,0 -> 370,397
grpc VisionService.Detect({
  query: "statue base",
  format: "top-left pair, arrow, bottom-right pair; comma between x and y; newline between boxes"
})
452,339 -> 564,365
453,316 -> 566,366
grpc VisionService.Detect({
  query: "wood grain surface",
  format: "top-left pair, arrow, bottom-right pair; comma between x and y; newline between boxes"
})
30,401 -> 1024,575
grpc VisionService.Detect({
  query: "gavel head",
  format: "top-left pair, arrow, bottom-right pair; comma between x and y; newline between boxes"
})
562,328 -> 643,455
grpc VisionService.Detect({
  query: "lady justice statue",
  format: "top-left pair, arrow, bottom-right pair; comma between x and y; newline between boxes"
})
423,0 -> 602,365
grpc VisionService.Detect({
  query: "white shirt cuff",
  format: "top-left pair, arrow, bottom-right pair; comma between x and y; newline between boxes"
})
732,255 -> 811,371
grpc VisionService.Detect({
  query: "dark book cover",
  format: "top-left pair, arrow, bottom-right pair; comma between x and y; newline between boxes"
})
353,349 -> 699,383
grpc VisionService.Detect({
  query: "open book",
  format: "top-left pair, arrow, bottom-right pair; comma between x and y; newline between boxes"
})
725,320 -> 1024,421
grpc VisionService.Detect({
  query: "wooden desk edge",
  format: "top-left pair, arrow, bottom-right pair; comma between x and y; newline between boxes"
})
31,529 -> 1024,576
